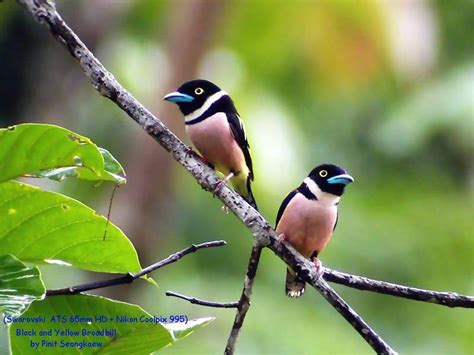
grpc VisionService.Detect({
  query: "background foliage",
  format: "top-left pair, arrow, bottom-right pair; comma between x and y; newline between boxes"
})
1,0 -> 473,353
0,123 -> 213,352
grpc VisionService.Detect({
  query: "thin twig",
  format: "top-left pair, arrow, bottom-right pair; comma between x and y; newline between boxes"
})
225,242 -> 263,355
323,268 -> 474,309
165,291 -> 239,308
103,183 -> 118,241
46,240 -> 226,296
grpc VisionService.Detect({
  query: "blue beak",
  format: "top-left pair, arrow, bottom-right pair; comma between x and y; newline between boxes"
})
163,92 -> 194,103
327,174 -> 354,185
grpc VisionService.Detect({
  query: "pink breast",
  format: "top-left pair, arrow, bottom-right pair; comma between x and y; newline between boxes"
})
276,194 -> 337,257
186,113 -> 245,173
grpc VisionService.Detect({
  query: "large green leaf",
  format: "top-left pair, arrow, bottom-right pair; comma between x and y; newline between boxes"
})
0,124 -> 126,184
0,181 -> 140,274
8,295 -> 214,354
0,254 -> 45,317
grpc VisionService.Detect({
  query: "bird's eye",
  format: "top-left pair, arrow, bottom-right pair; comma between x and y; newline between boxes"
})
319,170 -> 328,178
194,88 -> 204,95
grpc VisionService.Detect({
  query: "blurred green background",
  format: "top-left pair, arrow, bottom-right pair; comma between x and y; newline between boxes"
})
1,0 -> 473,354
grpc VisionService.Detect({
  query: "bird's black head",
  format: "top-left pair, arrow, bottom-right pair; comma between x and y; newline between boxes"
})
308,163 -> 354,197
164,79 -> 226,116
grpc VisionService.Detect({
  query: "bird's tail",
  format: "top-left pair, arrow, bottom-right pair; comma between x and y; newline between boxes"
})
286,268 -> 305,298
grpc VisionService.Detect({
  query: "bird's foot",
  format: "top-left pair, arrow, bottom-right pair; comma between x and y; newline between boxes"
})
212,172 -> 234,196
221,205 -> 229,214
212,180 -> 226,195
277,234 -> 287,245
311,257 -> 323,279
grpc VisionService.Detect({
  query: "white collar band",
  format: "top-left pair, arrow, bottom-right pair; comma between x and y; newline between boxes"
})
184,90 -> 229,123
303,177 -> 340,206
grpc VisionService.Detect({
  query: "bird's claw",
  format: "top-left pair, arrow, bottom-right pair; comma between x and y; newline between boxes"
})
213,180 -> 226,196
212,172 -> 234,196
312,258 -> 323,279
277,233 -> 287,245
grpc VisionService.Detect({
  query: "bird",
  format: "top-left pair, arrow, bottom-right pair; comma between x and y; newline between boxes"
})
164,79 -> 257,210
275,163 -> 354,298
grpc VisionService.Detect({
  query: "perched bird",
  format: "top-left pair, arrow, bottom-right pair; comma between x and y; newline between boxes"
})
275,164 -> 354,298
164,80 -> 257,209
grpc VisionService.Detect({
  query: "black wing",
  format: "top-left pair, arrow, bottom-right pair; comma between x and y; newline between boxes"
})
227,112 -> 254,180
275,190 -> 297,227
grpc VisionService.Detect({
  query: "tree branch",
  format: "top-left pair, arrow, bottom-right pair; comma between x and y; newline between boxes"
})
165,291 -> 239,308
314,277 -> 394,354
225,242 -> 264,355
323,268 -> 474,308
267,238 -> 397,354
17,1 -> 472,354
46,240 -> 226,296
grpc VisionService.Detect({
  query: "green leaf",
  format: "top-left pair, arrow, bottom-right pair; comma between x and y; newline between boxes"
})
0,123 -> 126,184
8,295 -> 213,354
164,316 -> 215,341
0,181 -> 140,274
0,254 -> 45,317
